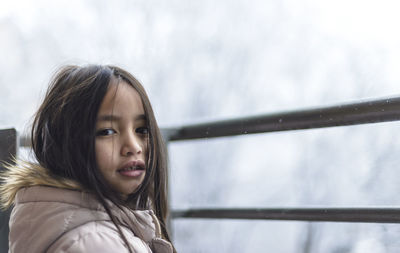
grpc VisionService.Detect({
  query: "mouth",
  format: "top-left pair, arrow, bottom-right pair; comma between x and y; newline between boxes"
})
117,160 -> 146,177
118,165 -> 145,172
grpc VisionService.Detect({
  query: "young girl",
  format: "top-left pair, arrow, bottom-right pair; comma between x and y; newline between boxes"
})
0,65 -> 175,252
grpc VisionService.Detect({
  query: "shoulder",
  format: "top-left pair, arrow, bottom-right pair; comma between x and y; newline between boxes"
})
47,221 -> 152,253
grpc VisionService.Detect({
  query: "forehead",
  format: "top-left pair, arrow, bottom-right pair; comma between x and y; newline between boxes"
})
98,80 -> 145,116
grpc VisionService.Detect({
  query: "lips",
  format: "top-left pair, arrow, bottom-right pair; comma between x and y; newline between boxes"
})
117,160 -> 145,177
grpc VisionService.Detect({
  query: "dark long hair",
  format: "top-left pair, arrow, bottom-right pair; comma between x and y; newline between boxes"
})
31,65 -> 172,250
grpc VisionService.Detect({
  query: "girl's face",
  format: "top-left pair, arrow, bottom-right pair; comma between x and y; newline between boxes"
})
95,80 -> 148,197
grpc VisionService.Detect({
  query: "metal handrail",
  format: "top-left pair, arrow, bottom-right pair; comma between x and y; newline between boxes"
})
172,207 -> 400,223
164,96 -> 400,141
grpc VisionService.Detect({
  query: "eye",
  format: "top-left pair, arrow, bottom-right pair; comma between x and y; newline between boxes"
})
96,129 -> 116,136
136,127 -> 149,135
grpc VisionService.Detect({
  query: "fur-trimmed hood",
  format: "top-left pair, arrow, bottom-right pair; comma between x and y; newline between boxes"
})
0,159 -> 81,209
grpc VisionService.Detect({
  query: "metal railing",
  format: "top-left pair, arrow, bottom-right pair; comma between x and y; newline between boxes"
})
162,96 -> 400,223
0,129 -> 16,252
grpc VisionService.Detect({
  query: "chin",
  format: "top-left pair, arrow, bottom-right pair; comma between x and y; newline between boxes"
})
122,186 -> 141,196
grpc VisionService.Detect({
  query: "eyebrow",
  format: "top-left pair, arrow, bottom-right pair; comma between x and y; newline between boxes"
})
97,114 -> 147,122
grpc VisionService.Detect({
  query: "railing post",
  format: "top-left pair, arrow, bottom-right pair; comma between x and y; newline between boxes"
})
0,128 -> 18,253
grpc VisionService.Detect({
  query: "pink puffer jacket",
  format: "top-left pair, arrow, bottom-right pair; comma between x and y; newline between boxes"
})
0,161 -> 173,253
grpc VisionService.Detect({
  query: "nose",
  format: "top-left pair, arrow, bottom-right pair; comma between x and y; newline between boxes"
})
121,132 -> 143,156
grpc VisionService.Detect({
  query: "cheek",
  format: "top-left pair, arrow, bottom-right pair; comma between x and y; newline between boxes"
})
95,140 -> 114,168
